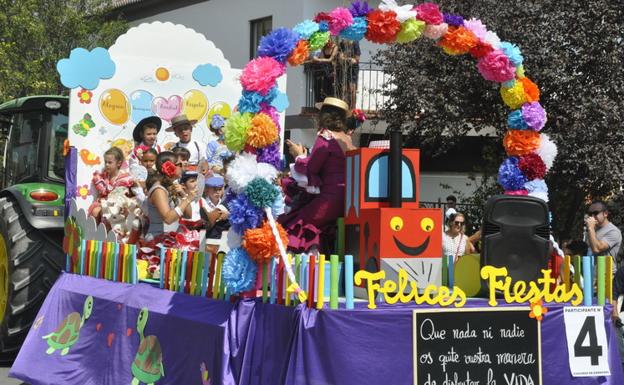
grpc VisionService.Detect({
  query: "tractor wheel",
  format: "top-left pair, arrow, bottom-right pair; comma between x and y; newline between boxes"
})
0,196 -> 64,362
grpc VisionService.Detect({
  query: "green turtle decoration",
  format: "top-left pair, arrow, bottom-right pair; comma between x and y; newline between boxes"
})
42,295 -> 93,356
131,307 -> 164,385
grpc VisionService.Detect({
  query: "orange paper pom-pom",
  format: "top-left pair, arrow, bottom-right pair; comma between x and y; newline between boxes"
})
519,77 -> 540,102
503,130 -> 541,156
243,221 -> 289,262
288,40 -> 310,66
438,26 -> 478,55
365,9 -> 401,44
247,113 -> 278,148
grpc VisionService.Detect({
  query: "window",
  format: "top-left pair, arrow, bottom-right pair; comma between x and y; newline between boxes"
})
250,16 -> 272,59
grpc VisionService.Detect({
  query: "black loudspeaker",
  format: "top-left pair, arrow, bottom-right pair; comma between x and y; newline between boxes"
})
481,195 -> 550,287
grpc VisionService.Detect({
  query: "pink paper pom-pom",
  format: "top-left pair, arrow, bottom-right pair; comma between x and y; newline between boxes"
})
463,18 -> 487,40
240,57 -> 285,95
329,7 -> 354,36
476,50 -> 516,83
423,23 -> 448,40
415,3 -> 444,25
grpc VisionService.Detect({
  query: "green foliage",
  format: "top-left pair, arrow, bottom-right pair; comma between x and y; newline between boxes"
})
0,0 -> 127,100
377,0 -> 624,239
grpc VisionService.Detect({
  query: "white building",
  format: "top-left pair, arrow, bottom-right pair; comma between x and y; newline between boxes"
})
112,0 -> 489,205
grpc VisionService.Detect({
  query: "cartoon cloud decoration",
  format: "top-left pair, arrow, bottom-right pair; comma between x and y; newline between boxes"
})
57,47 -> 116,90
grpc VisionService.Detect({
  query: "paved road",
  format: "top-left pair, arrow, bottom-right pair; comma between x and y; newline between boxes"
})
0,366 -> 25,385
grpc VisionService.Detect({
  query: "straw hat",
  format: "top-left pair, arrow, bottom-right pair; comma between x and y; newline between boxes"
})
165,114 -> 198,132
315,97 -> 351,116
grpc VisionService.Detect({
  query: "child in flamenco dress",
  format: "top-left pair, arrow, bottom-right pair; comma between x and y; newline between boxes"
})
278,97 -> 359,255
88,147 -> 135,223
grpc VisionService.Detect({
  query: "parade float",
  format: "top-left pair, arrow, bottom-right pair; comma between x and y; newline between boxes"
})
9,2 -> 624,385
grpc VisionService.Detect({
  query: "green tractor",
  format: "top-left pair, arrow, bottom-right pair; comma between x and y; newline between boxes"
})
0,95 -> 68,361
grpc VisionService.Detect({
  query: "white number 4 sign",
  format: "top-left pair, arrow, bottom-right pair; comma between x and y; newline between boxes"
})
563,306 -> 611,377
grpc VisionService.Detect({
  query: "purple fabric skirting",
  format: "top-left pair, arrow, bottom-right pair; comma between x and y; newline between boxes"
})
10,273 -> 624,385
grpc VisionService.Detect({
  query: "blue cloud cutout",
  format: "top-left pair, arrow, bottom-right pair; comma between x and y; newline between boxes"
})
56,47 -> 115,90
271,91 -> 289,112
193,64 -> 223,87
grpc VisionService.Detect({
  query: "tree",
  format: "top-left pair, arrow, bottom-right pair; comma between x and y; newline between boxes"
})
0,0 -> 127,100
376,0 -> 624,239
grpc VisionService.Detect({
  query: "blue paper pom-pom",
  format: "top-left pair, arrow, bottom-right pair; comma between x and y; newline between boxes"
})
507,110 -> 528,129
227,193 -> 264,234
238,88 -> 278,114
319,21 -> 329,32
498,157 -> 527,191
293,20 -> 320,39
500,42 -> 524,67
222,248 -> 258,294
271,185 -> 285,217
257,27 -> 299,63
340,17 -> 368,41
524,178 -> 547,193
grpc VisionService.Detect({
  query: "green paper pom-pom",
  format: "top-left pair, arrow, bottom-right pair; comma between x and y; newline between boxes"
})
245,177 -> 279,208
396,19 -> 425,44
308,31 -> 330,51
224,112 -> 252,152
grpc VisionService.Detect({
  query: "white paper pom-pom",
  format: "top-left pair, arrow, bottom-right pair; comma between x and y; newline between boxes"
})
536,133 -> 557,170
528,191 -> 549,202
227,229 -> 242,249
483,31 -> 501,49
226,152 -> 279,193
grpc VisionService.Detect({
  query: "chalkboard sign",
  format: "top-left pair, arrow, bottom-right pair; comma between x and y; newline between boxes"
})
413,307 -> 541,385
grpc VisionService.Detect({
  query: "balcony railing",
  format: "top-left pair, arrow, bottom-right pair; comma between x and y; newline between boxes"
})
304,61 -> 392,113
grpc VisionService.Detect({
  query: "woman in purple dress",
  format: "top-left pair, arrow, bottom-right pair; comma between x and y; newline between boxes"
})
279,97 -> 356,255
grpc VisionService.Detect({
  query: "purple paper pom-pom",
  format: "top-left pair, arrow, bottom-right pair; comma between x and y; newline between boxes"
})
349,0 -> 371,17
257,28 -> 299,63
498,157 -> 528,191
521,102 -> 547,131
222,248 -> 258,294
256,141 -> 282,170
227,193 -> 264,234
443,13 -> 464,27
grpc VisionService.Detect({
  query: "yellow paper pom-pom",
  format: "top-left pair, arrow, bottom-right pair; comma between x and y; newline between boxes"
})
247,113 -> 278,148
500,81 -> 527,109
396,19 -> 426,44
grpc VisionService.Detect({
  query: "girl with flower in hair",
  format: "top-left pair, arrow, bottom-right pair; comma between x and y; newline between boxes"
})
144,151 -> 196,241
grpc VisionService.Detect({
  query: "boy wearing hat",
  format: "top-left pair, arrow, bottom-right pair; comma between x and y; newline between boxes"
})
202,175 -> 230,241
130,116 -> 162,167
166,114 -> 208,173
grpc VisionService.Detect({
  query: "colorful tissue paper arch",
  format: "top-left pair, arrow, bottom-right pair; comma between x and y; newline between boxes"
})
225,0 -> 555,299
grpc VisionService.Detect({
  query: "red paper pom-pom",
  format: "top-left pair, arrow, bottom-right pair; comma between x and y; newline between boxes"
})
518,153 -> 547,180
314,12 -> 332,23
365,9 -> 401,44
469,41 -> 494,59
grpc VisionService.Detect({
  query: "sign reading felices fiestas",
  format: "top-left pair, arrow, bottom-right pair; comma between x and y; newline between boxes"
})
354,266 -> 583,309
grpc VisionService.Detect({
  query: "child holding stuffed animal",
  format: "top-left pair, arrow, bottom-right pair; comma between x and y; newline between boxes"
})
89,147 -> 134,222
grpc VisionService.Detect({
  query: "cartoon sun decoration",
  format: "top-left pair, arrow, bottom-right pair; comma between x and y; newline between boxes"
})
529,299 -> 548,321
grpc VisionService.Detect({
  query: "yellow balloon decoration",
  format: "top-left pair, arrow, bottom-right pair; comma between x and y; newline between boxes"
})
206,101 -> 232,125
182,89 -> 208,121
99,89 -> 130,125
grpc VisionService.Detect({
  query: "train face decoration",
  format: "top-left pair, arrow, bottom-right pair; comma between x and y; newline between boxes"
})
344,148 -> 443,289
